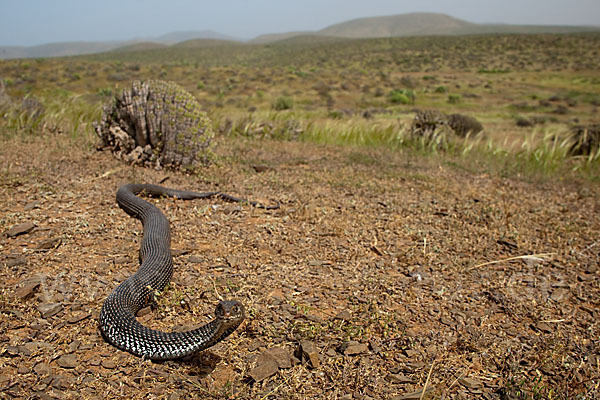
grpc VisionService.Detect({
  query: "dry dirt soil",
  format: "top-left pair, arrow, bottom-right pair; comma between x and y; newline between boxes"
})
0,135 -> 598,399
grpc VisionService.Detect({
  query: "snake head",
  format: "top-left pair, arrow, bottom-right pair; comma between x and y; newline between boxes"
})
215,300 -> 245,328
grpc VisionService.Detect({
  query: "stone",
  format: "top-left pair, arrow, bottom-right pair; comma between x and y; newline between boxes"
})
248,353 -> 278,382
15,281 -> 41,300
532,321 -> 553,334
266,347 -> 292,369
187,255 -> 204,263
37,303 -> 63,318
341,341 -> 369,356
101,359 -> 117,369
333,310 -> 352,321
550,288 -> 568,302
6,222 -> 36,237
251,164 -> 273,173
459,377 -> 483,390
4,255 -> 28,267
67,312 -> 91,324
56,354 -> 77,369
34,363 -> 52,376
35,237 -> 62,251
296,340 -> 320,369
25,201 -> 41,210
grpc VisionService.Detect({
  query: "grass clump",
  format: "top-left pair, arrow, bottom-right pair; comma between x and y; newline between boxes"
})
389,89 -> 415,105
272,96 -> 294,111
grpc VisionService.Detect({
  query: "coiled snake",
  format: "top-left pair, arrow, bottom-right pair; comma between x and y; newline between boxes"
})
99,183 -> 276,360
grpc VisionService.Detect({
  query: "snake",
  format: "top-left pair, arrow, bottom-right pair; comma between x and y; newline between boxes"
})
99,183 -> 277,360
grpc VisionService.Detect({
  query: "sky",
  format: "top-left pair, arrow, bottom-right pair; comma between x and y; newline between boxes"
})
1,0 -> 599,46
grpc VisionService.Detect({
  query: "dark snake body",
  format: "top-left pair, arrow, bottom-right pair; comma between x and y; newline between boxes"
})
99,183 -> 274,360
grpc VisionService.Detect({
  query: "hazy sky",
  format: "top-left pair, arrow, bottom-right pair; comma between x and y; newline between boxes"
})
2,0 -> 599,46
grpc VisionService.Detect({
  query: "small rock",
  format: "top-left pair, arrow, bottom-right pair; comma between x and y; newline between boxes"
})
296,340 -> 320,368
15,281 -> 41,300
248,340 -> 266,352
550,288 -> 568,302
6,222 -> 36,237
266,347 -> 292,369
37,303 -> 63,318
333,310 -> 352,321
51,375 -> 72,390
226,256 -> 243,268
187,255 -> 204,263
459,377 -> 483,390
4,255 -> 28,267
68,340 -> 81,353
248,353 -> 278,382
223,205 -> 243,214
532,321 -> 553,334
5,345 -> 31,357
101,359 -> 117,369
35,237 -> 62,251
136,306 -> 152,317
369,340 -> 381,354
25,201 -> 41,210
251,164 -> 273,173
67,312 -> 90,324
113,256 -> 129,265
34,363 -> 52,376
56,354 -> 77,369
342,341 -> 369,356
301,313 -> 323,323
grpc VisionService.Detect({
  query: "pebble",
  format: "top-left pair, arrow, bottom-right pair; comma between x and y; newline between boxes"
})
101,359 -> 117,369
333,310 -> 352,321
4,255 -> 28,267
37,303 -> 63,318
266,346 -> 293,369
187,255 -> 204,263
35,237 -> 62,251
34,363 -> 52,376
459,377 -> 483,390
67,312 -> 91,324
343,342 -> 369,356
15,281 -> 41,300
56,354 -> 78,369
6,222 -> 36,237
297,340 -> 320,368
248,353 -> 278,382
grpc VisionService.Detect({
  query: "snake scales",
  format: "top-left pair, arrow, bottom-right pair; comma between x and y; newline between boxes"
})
99,183 -> 276,360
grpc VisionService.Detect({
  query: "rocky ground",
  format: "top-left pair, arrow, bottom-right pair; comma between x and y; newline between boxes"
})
0,134 -> 598,399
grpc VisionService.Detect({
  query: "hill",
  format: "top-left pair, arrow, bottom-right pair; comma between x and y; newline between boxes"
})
254,12 -> 599,43
2,12 -> 599,59
318,12 -> 475,38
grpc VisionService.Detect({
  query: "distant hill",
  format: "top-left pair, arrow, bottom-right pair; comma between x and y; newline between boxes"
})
250,31 -> 314,44
0,30 -> 240,59
255,12 -> 599,43
153,30 -> 239,44
2,12 -> 598,59
172,38 -> 240,48
318,12 -> 475,38
0,41 -> 126,59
